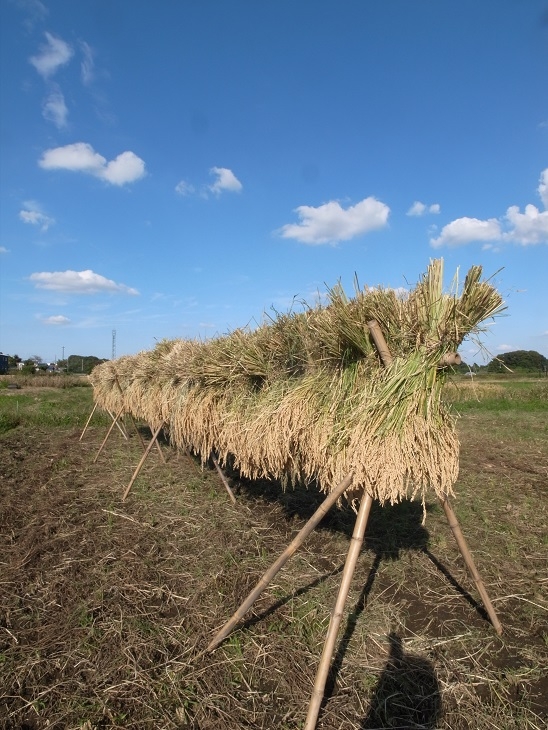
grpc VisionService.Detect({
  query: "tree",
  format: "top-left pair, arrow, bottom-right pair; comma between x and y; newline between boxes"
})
21,359 -> 37,375
67,354 -> 108,375
487,350 -> 548,374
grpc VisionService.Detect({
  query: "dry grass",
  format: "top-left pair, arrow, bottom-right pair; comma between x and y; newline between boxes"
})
1,385 -> 546,729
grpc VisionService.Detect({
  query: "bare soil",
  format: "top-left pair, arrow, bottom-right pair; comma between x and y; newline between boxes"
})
0,397 -> 547,729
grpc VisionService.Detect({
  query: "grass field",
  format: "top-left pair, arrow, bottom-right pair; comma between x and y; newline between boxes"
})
0,376 -> 546,729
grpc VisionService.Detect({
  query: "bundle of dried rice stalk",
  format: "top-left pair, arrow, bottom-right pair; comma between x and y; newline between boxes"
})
89,259 -> 504,505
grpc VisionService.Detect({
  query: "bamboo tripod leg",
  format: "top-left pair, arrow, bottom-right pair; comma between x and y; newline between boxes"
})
122,422 -> 164,501
304,493 -> 374,730
206,473 -> 354,653
79,402 -> 98,441
440,496 -> 503,635
108,409 -> 129,440
151,424 -> 166,464
128,413 -> 146,450
124,412 -> 166,464
93,406 -> 125,464
211,453 -> 237,504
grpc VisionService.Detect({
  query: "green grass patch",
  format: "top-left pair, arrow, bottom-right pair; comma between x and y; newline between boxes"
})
445,378 -> 548,412
0,386 -> 112,430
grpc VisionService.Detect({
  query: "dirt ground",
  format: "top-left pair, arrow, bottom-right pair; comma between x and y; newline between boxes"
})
1,401 -> 547,729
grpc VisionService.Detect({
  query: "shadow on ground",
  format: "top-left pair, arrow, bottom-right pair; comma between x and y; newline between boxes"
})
359,632 -> 442,729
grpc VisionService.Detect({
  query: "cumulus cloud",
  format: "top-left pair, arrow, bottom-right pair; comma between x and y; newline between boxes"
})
175,179 -> 195,196
430,217 -> 502,248
42,315 -> 70,325
38,142 -> 146,186
208,167 -> 242,194
102,151 -> 146,185
29,32 -> 73,78
29,269 -> 139,295
42,86 -> 68,128
19,201 -> 55,231
504,204 -> 548,245
407,201 -> 440,216
431,168 -> 548,248
279,197 -> 390,245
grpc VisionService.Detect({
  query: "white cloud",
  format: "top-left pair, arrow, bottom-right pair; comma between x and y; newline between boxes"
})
38,142 -> 146,186
29,270 -> 139,295
431,205 -> 548,248
102,151 -> 146,185
42,315 -> 70,325
407,201 -> 440,216
496,344 -> 514,351
208,167 -> 242,194
279,197 -> 390,245
430,217 -> 501,248
175,179 -> 195,196
39,142 -> 105,171
504,204 -> 548,245
80,41 -> 94,85
0,246 -> 9,254
29,32 -> 73,78
19,201 -> 55,231
431,168 -> 548,248
42,86 -> 68,128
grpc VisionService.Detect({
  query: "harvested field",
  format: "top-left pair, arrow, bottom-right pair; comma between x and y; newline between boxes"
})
0,381 -> 547,729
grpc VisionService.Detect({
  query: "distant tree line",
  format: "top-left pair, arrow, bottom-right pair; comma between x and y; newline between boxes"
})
1,353 -> 108,376
66,355 -> 108,375
486,350 -> 548,374
453,350 -> 548,376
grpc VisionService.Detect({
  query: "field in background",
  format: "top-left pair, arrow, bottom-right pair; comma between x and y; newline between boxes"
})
0,378 -> 546,729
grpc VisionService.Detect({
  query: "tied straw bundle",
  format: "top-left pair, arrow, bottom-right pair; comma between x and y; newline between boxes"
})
90,259 -> 504,507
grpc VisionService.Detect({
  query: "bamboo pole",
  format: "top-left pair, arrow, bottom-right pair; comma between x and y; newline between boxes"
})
369,321 -> 461,369
211,453 -> 237,504
122,422 -> 165,501
93,405 -> 125,464
304,493 -> 374,730
128,412 -> 147,450
367,320 -> 393,366
112,376 -> 131,441
440,496 -> 503,635
150,423 -> 166,464
439,352 -> 462,367
107,409 -> 129,440
79,401 -> 98,441
368,319 -> 502,635
206,473 -> 354,653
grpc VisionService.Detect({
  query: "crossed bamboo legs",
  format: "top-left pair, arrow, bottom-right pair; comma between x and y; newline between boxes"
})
206,485 -> 502,729
84,401 -> 237,503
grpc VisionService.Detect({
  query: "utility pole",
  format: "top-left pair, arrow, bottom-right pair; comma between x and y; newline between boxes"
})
112,329 -> 116,360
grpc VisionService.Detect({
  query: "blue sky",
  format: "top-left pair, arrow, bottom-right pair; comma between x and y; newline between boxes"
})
1,0 -> 547,365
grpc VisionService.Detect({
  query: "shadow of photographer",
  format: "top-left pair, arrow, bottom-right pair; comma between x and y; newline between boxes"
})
360,632 -> 441,729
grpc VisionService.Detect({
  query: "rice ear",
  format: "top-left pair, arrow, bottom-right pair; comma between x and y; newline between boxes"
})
89,259 -> 503,506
